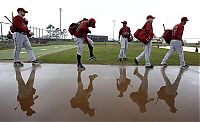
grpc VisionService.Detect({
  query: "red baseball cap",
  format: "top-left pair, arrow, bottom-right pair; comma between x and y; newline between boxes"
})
121,21 -> 127,24
89,18 -> 96,28
146,15 -> 155,19
181,17 -> 189,22
17,8 -> 28,13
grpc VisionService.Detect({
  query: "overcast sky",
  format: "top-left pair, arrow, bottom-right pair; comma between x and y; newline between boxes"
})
0,0 -> 199,42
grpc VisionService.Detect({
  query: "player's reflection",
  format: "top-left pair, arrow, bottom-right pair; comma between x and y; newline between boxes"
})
14,65 -> 40,116
70,70 -> 98,117
156,67 -> 187,113
130,67 -> 154,113
116,66 -> 132,97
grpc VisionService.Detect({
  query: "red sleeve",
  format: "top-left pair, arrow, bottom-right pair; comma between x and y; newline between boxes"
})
13,16 -> 30,33
119,28 -> 123,39
144,22 -> 154,38
128,27 -> 131,35
176,24 -> 184,40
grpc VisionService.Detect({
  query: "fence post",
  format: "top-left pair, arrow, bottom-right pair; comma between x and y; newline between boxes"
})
0,23 -> 3,41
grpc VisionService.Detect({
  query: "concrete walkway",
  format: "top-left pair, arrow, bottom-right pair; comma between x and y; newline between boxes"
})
0,63 -> 199,121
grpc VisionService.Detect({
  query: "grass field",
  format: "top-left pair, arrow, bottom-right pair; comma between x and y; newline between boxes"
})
0,45 -> 75,60
38,43 -> 200,65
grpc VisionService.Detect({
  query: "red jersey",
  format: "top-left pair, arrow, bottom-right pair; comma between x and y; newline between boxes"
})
74,20 -> 90,38
171,23 -> 184,41
143,21 -> 154,38
119,26 -> 131,38
12,15 -> 30,34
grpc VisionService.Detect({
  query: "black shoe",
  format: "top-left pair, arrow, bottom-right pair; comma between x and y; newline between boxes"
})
181,64 -> 189,69
145,64 -> 154,68
118,58 -> 122,61
123,58 -> 127,60
32,60 -> 40,65
161,63 -> 168,67
77,64 -> 85,71
89,56 -> 97,61
134,58 -> 139,65
14,62 -> 24,67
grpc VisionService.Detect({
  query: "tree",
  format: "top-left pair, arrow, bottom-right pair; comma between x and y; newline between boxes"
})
46,24 -> 55,38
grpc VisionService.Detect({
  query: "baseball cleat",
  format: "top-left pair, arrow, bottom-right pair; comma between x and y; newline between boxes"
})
181,64 -> 189,69
161,63 -> 168,67
89,56 -> 97,61
145,64 -> 154,68
77,64 -> 85,71
89,74 -> 98,81
134,58 -> 139,65
32,60 -> 40,65
118,58 -> 122,61
14,62 -> 24,67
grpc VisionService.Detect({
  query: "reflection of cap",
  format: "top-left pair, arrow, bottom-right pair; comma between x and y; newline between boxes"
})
181,17 -> 189,22
146,15 -> 155,19
170,107 -> 177,113
17,8 -> 28,13
118,92 -> 123,97
26,109 -> 36,116
121,21 -> 127,24
83,108 -> 95,116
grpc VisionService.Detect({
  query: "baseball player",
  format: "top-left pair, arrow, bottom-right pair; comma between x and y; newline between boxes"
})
118,21 -> 131,61
70,70 -> 98,117
134,15 -> 158,68
161,17 -> 189,68
73,18 -> 96,71
12,8 -> 39,67
156,67 -> 187,113
15,65 -> 40,116
116,66 -> 131,97
130,67 -> 154,113
6,31 -> 13,47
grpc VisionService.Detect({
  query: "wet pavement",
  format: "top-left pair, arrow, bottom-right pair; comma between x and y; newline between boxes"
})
0,63 -> 199,121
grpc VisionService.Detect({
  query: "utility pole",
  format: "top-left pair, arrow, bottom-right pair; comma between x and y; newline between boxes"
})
59,8 -> 62,39
112,20 -> 115,41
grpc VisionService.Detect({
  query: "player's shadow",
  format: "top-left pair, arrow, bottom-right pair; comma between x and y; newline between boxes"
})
116,66 -> 132,97
70,70 -> 98,117
130,67 -> 154,113
14,65 -> 40,116
156,67 -> 187,113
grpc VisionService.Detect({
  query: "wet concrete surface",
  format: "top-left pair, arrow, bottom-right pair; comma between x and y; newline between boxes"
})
0,63 -> 199,121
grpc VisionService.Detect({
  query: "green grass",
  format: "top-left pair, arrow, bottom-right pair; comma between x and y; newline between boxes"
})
0,45 -> 75,60
39,43 -> 200,65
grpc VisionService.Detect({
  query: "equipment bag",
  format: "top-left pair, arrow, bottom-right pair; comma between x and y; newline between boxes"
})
162,29 -> 172,44
68,23 -> 79,35
134,29 -> 150,44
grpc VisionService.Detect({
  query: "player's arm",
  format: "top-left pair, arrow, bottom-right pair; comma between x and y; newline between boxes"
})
177,26 -> 184,46
145,22 -> 154,38
129,27 -> 132,36
119,28 -> 122,40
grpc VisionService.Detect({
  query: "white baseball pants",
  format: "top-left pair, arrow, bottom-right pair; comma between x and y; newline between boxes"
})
13,32 -> 36,62
74,36 -> 93,56
161,39 -> 185,66
136,41 -> 152,66
118,36 -> 128,59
